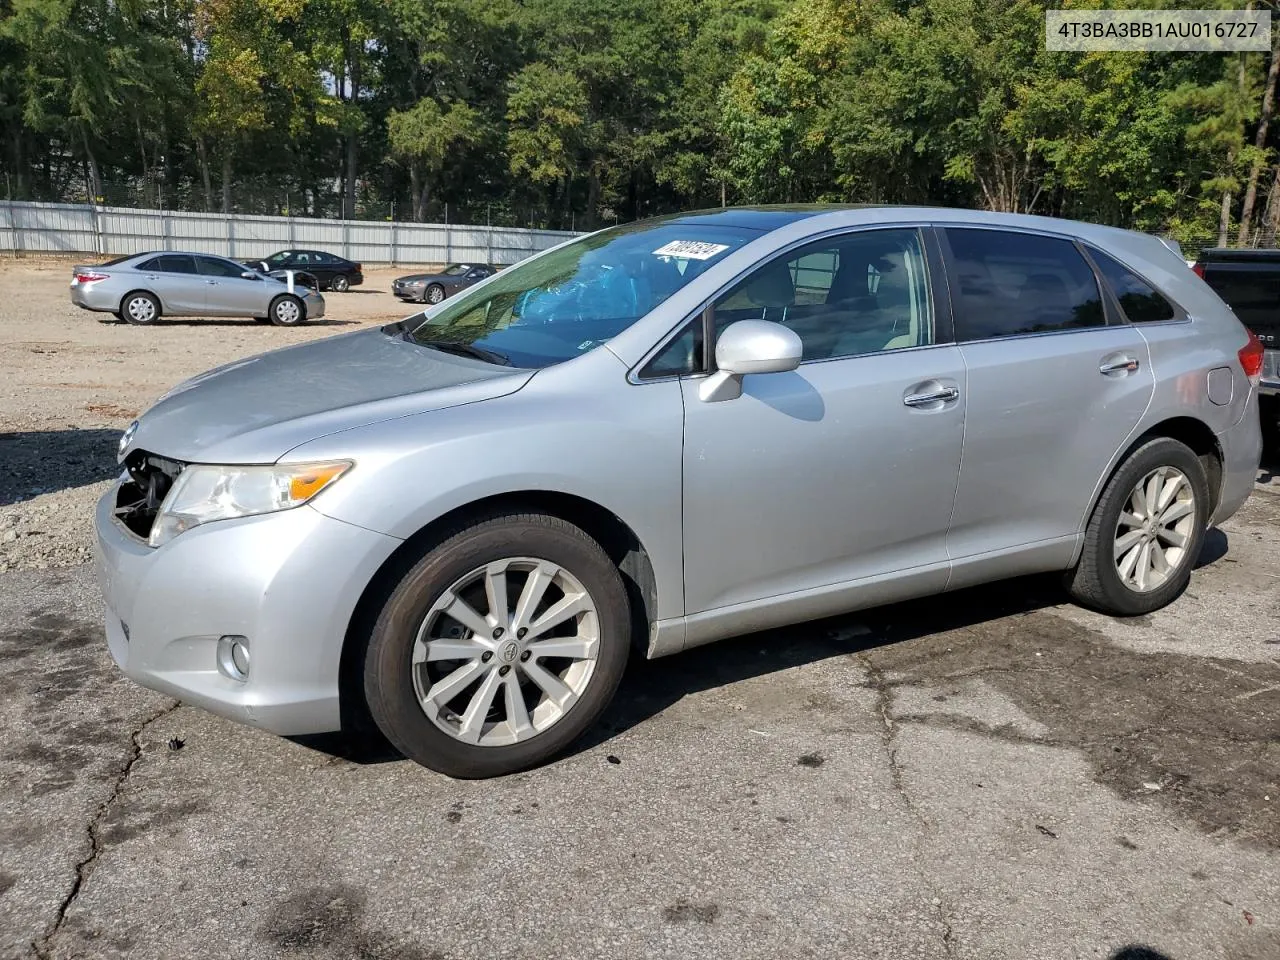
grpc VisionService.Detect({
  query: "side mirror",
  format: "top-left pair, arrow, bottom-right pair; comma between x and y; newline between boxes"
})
699,319 -> 803,402
241,271 -> 262,280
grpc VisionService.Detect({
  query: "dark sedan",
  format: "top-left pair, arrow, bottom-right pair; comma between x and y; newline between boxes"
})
392,263 -> 494,304
246,250 -> 363,292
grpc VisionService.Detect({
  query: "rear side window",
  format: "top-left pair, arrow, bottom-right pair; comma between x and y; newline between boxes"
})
944,228 -> 1105,341
141,255 -> 196,274
1089,248 -> 1176,323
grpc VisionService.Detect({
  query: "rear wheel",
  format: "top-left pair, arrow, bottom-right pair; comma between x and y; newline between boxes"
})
119,291 -> 160,325
269,294 -> 305,326
331,274 -> 350,293
363,512 -> 630,778
1065,437 -> 1209,615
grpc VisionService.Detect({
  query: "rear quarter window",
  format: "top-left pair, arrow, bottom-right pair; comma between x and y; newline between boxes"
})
1088,248 -> 1177,323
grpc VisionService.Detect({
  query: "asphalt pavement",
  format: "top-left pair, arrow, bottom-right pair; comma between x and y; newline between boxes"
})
1,480 -> 1277,960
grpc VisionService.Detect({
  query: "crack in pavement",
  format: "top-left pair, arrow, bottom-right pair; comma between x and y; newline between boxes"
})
857,653 -> 957,959
30,699 -> 179,960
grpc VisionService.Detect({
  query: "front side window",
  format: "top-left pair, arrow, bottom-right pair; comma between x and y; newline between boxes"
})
197,257 -> 247,278
1088,248 -> 1176,323
711,228 -> 934,361
405,222 -> 757,368
945,228 -> 1105,341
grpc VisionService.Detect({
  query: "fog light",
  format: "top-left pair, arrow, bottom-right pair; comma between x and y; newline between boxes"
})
217,635 -> 250,682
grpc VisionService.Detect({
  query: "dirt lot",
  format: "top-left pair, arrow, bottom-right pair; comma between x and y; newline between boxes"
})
0,259 -> 415,570
0,258 -> 1278,960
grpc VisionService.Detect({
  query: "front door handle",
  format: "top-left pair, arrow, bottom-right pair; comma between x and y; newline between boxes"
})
1100,355 -> 1140,375
904,385 -> 960,407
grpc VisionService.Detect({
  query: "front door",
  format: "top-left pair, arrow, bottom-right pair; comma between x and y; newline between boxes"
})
937,226 -> 1156,570
680,227 -> 965,620
197,256 -> 271,316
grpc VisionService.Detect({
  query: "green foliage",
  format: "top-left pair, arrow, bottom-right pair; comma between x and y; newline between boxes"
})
0,0 -> 1276,235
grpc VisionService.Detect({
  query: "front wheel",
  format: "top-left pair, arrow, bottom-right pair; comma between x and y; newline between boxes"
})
269,294 -> 306,326
363,513 -> 631,778
1065,436 -> 1209,615
331,274 -> 350,293
425,283 -> 445,305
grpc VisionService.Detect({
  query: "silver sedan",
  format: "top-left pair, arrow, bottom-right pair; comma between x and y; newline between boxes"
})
95,206 -> 1263,778
70,251 -> 325,325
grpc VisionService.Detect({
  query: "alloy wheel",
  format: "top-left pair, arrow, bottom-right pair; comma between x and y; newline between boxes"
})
411,557 -> 600,746
427,285 -> 445,304
1113,465 -> 1196,593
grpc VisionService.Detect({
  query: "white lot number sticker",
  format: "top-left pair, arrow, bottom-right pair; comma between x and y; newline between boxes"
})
652,240 -> 730,261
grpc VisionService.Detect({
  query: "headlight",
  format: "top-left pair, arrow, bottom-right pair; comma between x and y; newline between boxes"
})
149,461 -> 352,547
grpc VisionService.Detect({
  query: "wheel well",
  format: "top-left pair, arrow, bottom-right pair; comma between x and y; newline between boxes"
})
337,492 -> 657,736
1132,416 -> 1223,515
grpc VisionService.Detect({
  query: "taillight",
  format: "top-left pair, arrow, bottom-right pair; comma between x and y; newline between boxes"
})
353,263 -> 362,273
74,272 -> 108,283
1191,262 -> 1205,278
1239,329 -> 1264,383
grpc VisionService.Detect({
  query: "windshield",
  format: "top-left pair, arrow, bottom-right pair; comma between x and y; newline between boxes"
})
443,264 -> 469,276
268,251 -> 291,264
405,221 -> 757,368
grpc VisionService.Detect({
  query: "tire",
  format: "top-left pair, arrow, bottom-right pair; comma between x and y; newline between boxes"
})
269,294 -> 306,326
331,274 -> 350,293
119,291 -> 160,326
1065,436 -> 1210,616
425,283 -> 445,305
363,512 -> 631,778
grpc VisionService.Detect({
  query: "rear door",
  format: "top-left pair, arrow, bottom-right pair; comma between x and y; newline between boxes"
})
196,256 -> 270,316
938,226 -> 1155,581
137,255 -> 201,313
299,251 -> 334,286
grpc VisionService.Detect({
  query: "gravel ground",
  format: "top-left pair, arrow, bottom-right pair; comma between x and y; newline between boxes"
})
0,258 -> 417,571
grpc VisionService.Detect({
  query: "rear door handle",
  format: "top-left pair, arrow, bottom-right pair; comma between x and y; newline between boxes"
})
904,386 -> 960,407
1100,355 -> 1140,375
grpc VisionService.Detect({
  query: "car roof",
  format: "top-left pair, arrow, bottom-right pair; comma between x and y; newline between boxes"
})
650,204 -> 872,232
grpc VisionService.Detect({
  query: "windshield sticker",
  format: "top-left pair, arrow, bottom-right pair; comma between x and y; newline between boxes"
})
652,240 -> 730,261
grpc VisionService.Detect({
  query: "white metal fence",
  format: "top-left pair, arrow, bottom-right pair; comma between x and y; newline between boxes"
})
0,201 -> 577,266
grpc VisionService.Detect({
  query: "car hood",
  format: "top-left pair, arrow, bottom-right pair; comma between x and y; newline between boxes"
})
123,326 -> 534,464
395,273 -> 450,283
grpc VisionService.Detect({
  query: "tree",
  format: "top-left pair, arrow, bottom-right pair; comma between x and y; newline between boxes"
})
387,99 -> 480,220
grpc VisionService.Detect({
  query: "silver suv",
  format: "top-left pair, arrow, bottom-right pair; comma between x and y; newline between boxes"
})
94,206 -> 1264,778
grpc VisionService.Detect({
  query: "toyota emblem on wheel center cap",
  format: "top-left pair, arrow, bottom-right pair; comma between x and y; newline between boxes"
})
498,640 -> 520,663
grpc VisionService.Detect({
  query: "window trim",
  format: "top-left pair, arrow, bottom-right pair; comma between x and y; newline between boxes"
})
1076,243 -> 1189,326
629,223 -> 951,384
936,224 -> 1122,345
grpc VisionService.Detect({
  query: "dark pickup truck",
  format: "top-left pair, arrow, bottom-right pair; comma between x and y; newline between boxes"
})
1194,248 -> 1280,431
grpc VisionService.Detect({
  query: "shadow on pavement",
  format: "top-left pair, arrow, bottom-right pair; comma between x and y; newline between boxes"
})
0,429 -> 121,506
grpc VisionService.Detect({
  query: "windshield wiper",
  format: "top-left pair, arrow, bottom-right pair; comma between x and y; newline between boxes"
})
422,341 -> 513,366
